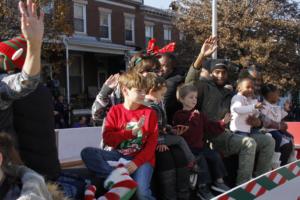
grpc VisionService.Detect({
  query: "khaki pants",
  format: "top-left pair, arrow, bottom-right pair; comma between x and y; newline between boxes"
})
211,130 -> 275,185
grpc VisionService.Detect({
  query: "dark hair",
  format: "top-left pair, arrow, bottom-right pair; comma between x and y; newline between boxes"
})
145,72 -> 167,93
176,84 -> 198,100
236,77 -> 254,92
128,53 -> 160,74
0,132 -> 22,170
160,53 -> 177,69
261,84 -> 278,98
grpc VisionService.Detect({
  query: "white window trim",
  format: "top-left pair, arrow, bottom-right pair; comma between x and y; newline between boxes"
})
74,2 -> 87,35
145,22 -> 154,39
144,21 -> 155,26
163,25 -> 172,41
70,54 -> 85,94
95,0 -> 136,10
98,7 -> 112,41
124,13 -> 135,44
73,0 -> 88,4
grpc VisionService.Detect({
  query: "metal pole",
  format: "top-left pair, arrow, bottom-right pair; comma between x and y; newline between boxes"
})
63,36 -> 71,125
212,0 -> 217,59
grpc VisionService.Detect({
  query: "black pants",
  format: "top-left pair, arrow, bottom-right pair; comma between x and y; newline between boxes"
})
154,146 -> 189,200
269,130 -> 294,166
280,141 -> 294,166
192,147 -> 227,185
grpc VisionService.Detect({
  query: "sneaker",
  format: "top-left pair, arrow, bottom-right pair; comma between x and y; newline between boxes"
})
189,173 -> 198,190
196,185 -> 215,200
211,182 -> 231,193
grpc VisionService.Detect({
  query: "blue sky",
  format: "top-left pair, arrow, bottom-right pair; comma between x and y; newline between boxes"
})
144,0 -> 173,9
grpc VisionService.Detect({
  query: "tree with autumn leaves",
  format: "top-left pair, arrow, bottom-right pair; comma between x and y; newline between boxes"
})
0,0 -> 73,69
174,0 -> 300,90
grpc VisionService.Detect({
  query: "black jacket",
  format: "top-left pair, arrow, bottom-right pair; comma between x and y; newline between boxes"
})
163,70 -> 185,123
13,84 -> 61,180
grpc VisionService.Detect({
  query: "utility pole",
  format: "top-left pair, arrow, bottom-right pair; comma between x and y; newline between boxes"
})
212,0 -> 217,59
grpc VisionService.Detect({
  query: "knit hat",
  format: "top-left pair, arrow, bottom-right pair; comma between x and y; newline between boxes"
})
84,165 -> 138,200
0,35 -> 27,73
207,59 -> 227,72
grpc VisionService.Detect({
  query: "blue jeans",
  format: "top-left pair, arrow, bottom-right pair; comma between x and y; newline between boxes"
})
81,147 -> 155,200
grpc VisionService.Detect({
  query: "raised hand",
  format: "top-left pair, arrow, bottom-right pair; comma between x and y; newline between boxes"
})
200,36 -> 218,58
193,36 -> 218,69
105,74 -> 120,89
19,0 -> 44,47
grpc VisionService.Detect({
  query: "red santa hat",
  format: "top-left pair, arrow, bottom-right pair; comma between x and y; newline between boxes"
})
0,35 -> 27,72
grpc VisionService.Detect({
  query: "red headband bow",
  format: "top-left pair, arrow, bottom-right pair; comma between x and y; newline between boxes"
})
146,38 -> 176,56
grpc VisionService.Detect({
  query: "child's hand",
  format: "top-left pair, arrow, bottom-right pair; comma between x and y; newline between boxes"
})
137,115 -> 145,128
132,116 -> 145,136
19,0 -> 44,47
156,144 -> 169,152
173,125 -> 189,136
255,102 -> 264,110
193,109 -> 200,114
126,162 -> 138,174
284,100 -> 292,112
222,113 -> 232,124
246,115 -> 262,127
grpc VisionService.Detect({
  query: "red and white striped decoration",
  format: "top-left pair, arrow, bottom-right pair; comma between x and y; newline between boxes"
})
85,185 -> 97,200
288,163 -> 300,176
217,194 -> 236,200
243,180 -> 267,197
268,171 -> 287,185
85,165 -> 137,200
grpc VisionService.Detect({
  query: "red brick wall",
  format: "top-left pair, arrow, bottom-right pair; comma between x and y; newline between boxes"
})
72,0 -> 179,50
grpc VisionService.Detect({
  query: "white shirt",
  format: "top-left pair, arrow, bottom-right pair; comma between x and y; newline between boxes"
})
261,100 -> 288,132
230,93 -> 259,133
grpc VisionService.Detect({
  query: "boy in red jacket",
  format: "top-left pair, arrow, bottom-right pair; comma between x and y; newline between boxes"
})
173,84 -> 231,199
81,71 -> 158,200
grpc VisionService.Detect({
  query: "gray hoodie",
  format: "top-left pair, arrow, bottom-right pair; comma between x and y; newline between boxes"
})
3,165 -> 52,200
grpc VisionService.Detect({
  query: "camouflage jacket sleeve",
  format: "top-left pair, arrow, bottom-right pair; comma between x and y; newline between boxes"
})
92,84 -> 114,123
185,63 -> 200,84
0,71 -> 40,110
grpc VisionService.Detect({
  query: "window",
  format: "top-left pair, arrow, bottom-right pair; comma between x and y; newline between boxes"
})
99,8 -> 112,40
124,14 -> 135,43
164,26 -> 172,44
179,31 -> 185,41
73,3 -> 87,33
145,22 -> 154,45
70,55 -> 84,95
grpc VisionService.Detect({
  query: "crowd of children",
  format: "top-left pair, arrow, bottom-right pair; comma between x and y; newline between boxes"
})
0,1 -> 297,200
83,34 -> 296,199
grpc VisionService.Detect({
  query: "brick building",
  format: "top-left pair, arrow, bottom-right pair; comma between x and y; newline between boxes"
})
49,0 -> 180,107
